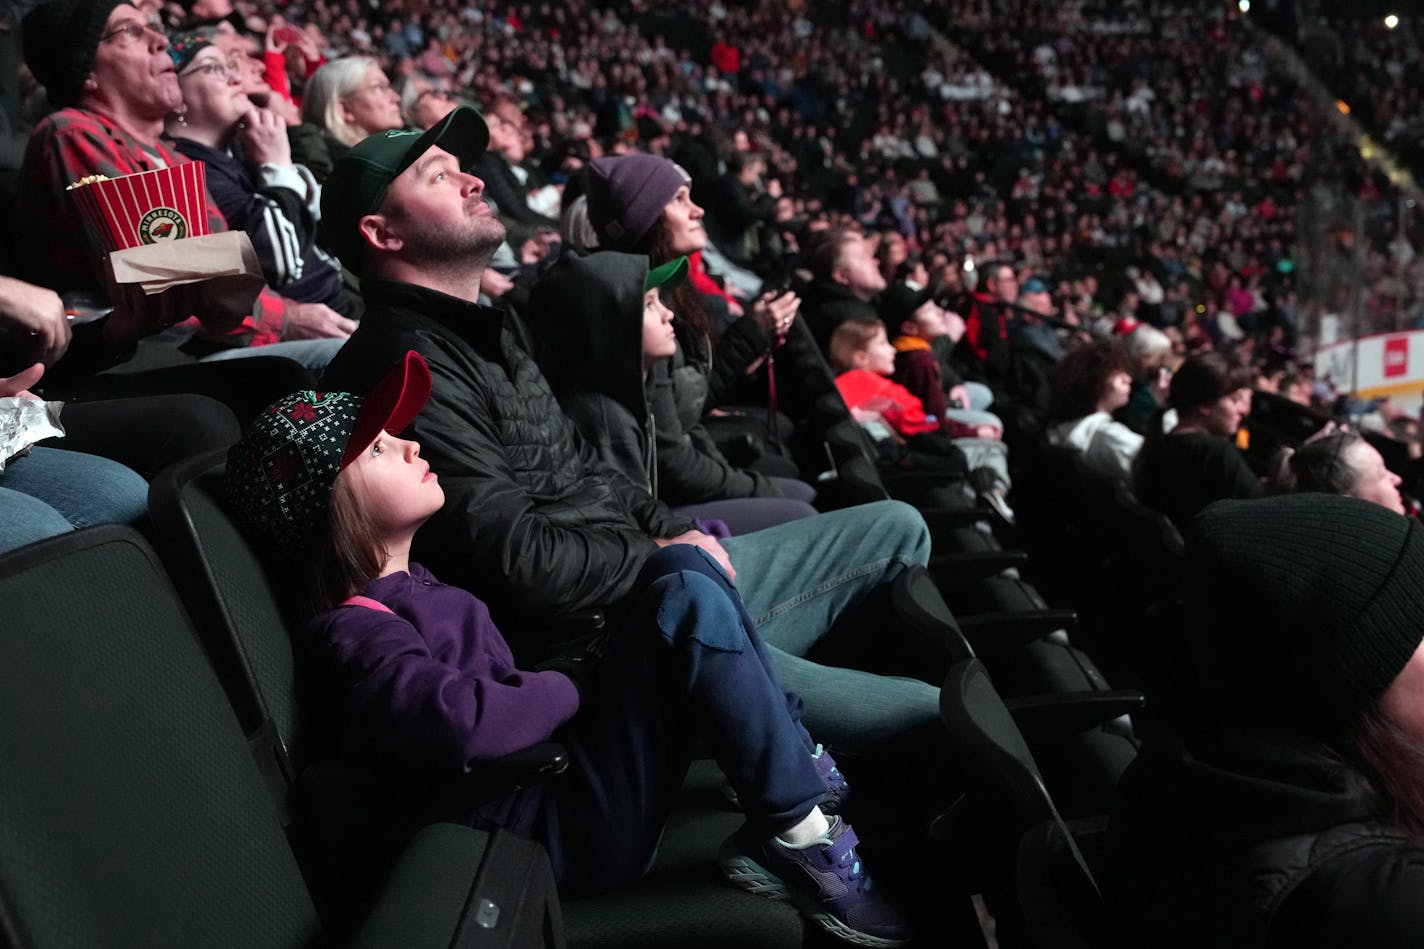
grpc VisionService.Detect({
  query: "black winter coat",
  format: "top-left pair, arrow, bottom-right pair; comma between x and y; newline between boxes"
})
1107,722 -> 1424,948
526,250 -> 779,505
320,280 -> 694,656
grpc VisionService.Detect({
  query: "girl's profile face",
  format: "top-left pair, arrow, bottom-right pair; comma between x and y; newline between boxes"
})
641,287 -> 677,368
341,430 -> 445,538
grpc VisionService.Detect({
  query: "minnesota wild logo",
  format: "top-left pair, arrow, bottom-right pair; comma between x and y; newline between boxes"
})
139,207 -> 188,243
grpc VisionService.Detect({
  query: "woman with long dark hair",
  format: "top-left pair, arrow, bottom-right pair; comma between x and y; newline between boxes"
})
582,155 -> 821,507
1133,352 -> 1261,528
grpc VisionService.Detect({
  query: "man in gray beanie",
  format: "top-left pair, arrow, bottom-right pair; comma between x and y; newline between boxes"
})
1106,494 -> 1424,948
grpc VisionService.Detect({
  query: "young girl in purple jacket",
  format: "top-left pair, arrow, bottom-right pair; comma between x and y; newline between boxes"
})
224,350 -> 911,948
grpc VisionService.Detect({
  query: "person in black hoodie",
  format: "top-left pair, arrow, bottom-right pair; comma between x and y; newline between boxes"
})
526,249 -> 817,534
1107,494 -> 1424,948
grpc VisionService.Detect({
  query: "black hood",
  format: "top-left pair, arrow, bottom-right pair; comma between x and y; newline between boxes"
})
527,249 -> 652,423
1112,724 -> 1386,859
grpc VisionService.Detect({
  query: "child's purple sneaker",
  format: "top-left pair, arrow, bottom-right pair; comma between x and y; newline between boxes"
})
718,816 -> 912,947
812,743 -> 851,815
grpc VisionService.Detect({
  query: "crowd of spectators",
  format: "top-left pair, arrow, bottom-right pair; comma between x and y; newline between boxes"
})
11,0 -> 1424,942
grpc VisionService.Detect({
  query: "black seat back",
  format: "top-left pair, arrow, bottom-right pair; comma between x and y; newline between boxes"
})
939,657 -> 1104,945
148,449 -> 312,800
0,527 -> 323,947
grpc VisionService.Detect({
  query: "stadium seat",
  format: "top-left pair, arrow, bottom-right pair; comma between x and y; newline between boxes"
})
0,526 -> 562,948
937,657 -> 1111,949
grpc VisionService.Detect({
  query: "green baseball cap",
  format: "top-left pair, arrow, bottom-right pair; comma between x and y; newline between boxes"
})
319,106 -> 490,278
644,255 -> 688,293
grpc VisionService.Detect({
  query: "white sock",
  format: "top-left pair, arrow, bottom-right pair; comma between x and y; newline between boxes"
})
777,806 -> 831,847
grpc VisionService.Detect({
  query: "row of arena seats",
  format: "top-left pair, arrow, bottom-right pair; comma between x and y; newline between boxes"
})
0,416 -> 1159,946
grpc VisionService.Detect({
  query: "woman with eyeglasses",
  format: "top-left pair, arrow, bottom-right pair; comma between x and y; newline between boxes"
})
17,0 -> 354,373
166,31 -> 349,313
290,56 -> 402,183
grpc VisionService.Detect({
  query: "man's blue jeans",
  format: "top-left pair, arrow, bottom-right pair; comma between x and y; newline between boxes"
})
722,499 -> 938,753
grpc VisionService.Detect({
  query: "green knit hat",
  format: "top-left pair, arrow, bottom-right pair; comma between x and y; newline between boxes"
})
1184,494 -> 1424,732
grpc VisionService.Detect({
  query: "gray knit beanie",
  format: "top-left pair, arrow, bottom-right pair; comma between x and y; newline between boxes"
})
584,154 -> 690,252
24,0 -> 122,109
1185,494 -> 1424,732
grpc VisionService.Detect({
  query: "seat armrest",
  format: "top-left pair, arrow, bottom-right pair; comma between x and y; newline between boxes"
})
920,506 -> 993,532
1006,690 -> 1145,737
957,609 -> 1077,652
352,823 -> 565,949
300,743 -> 570,820
927,550 -> 1028,583
548,609 -> 605,633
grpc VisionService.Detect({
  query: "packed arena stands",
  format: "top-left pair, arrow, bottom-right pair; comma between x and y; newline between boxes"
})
6,0 -> 1424,945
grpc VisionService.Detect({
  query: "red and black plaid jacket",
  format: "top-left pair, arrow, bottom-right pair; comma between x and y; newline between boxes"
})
16,106 -> 284,349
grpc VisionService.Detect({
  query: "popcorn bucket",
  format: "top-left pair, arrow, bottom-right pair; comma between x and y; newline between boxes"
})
69,162 -> 210,251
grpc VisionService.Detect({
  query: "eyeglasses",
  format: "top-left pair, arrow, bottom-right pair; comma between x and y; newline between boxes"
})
181,59 -> 234,80
346,78 -> 393,98
99,19 -> 163,45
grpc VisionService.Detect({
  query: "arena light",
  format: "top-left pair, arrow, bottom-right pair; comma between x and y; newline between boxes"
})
1238,0 -> 1250,11
1336,99 -> 1352,115
1385,14 -> 1399,29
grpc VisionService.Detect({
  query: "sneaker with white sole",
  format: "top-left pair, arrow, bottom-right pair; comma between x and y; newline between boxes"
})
718,816 -> 912,947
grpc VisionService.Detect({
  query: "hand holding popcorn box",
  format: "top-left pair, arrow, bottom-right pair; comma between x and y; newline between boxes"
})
68,163 -> 263,336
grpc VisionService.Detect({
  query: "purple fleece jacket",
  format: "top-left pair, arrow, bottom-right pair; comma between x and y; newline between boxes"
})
307,563 -> 580,830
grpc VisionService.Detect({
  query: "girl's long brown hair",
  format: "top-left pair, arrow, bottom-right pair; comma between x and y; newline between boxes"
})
307,475 -> 387,616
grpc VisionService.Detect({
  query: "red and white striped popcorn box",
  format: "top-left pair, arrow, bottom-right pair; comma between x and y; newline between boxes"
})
69,161 -> 210,252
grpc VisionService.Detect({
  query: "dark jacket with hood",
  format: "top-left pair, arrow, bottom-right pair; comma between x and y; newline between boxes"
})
526,250 -> 778,504
1106,718 -> 1424,948
319,279 -> 695,658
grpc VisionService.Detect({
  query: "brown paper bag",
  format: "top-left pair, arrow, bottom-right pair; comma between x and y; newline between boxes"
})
107,230 -> 266,331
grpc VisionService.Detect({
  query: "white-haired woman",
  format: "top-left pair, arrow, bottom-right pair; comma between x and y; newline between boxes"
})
289,57 -> 402,182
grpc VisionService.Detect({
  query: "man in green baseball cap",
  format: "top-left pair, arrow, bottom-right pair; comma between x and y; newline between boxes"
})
319,105 -> 498,283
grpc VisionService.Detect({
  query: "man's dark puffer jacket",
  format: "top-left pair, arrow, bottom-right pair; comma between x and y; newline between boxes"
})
320,280 -> 695,659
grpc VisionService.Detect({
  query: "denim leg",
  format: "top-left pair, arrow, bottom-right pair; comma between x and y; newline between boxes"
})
1,447 -> 148,530
201,337 -> 346,371
538,548 -> 825,892
722,499 -> 931,655
0,487 -> 74,553
761,646 -> 942,753
720,500 -> 937,750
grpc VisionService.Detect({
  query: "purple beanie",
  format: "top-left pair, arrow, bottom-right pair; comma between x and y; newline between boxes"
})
585,154 -> 691,251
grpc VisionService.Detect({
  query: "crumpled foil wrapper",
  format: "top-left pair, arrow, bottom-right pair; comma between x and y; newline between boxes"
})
0,397 -> 64,472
